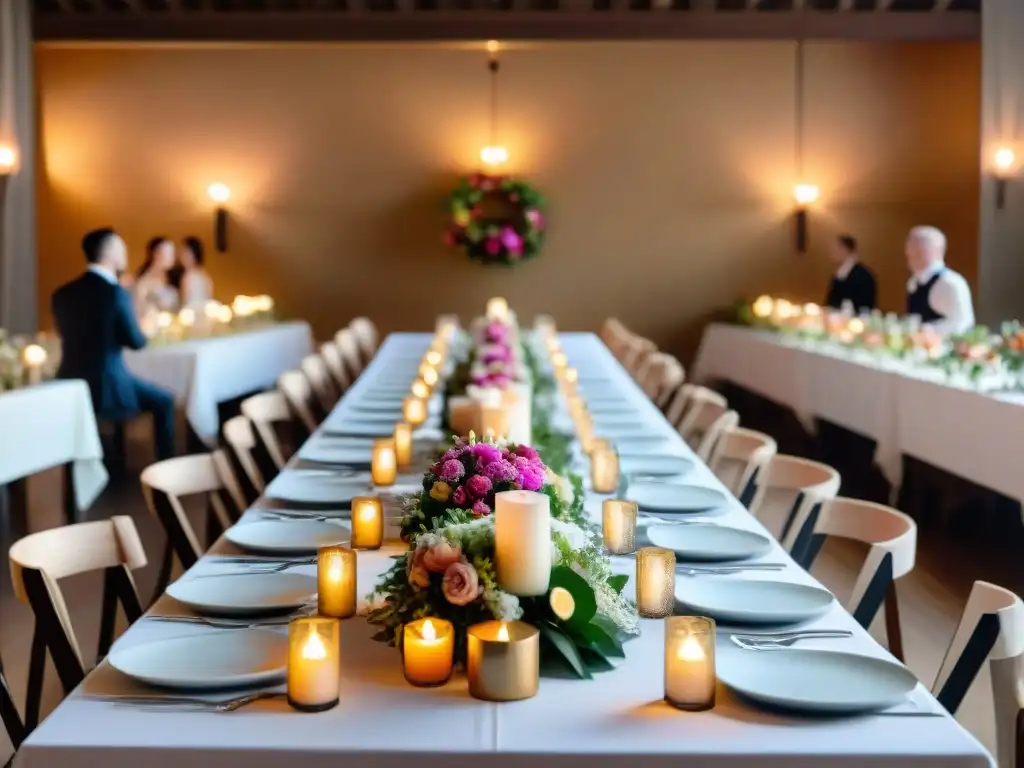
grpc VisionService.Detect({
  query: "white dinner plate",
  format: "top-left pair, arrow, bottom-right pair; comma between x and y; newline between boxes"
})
628,481 -> 725,513
265,472 -> 370,504
108,631 -> 288,691
355,392 -> 407,405
296,442 -> 372,467
718,649 -> 918,715
225,520 -> 350,554
675,578 -> 834,625
349,401 -> 404,416
619,454 -> 694,478
646,524 -> 772,562
321,421 -> 396,438
593,413 -> 648,428
608,436 -> 675,454
166,573 -> 317,616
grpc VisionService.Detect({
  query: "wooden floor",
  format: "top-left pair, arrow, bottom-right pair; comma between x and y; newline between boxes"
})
0,426 -> 1020,765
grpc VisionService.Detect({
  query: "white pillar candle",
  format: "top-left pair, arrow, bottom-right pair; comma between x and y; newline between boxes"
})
448,396 -> 477,437
486,297 -> 509,322
664,616 -> 716,711
477,405 -> 511,441
494,490 -> 551,596
21,344 -> 47,386
287,617 -> 341,712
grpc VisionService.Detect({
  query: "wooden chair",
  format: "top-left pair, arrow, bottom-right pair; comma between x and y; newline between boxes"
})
933,581 -> 1024,768
677,386 -> 729,447
334,328 -> 365,380
240,391 -> 291,482
140,453 -> 245,599
320,340 -> 352,393
349,316 -> 379,366
750,454 -> 841,546
301,353 -> 339,415
694,408 -> 740,464
221,414 -> 266,503
9,517 -> 147,731
637,353 -> 685,408
278,370 -> 319,434
790,498 -> 917,662
0,656 -> 25,757
707,427 -> 777,508
663,383 -> 693,428
622,336 -> 657,379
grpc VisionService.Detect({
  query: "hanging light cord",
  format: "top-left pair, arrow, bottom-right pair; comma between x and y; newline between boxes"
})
794,39 -> 805,180
488,52 -> 500,150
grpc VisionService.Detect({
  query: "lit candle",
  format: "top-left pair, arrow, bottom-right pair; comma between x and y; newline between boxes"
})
403,618 -> 454,687
179,307 -> 196,329
287,617 -> 340,712
603,499 -> 637,555
404,396 -> 428,428
486,296 -> 509,322
232,295 -> 255,317
550,351 -> 568,370
350,496 -> 384,550
664,616 -> 716,711
494,490 -> 551,596
22,344 -> 47,386
425,349 -> 442,368
317,546 -> 356,619
467,620 -> 539,701
411,378 -> 430,400
477,405 -> 511,441
637,547 -> 676,618
394,422 -> 413,469
157,311 -> 173,331
752,295 -> 774,319
371,439 -> 398,487
420,364 -> 439,388
590,446 -> 620,494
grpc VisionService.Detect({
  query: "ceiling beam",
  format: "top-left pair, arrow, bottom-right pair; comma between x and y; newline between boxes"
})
933,0 -> 953,9
32,8 -> 980,40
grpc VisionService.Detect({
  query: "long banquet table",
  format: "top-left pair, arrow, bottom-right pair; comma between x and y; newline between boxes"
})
693,322 -> 1024,504
16,332 -> 993,768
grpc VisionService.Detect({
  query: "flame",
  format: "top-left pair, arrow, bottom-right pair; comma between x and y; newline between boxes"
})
422,619 -> 437,641
677,635 -> 705,663
497,623 -> 510,642
302,630 -> 328,661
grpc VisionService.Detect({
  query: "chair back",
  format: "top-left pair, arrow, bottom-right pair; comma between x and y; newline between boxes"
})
222,414 -> 266,498
654,358 -> 686,410
677,386 -> 729,445
708,427 -> 777,507
664,383 -> 694,427
320,340 -> 352,392
751,455 -> 841,545
694,409 -> 739,463
302,353 -> 339,414
0,657 -> 25,751
241,391 -> 292,476
622,336 -> 657,378
334,328 -> 365,379
349,316 -> 379,364
278,370 -> 319,434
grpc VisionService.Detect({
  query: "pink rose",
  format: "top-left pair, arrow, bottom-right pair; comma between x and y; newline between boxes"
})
442,560 -> 481,606
422,539 -> 463,573
406,549 -> 431,590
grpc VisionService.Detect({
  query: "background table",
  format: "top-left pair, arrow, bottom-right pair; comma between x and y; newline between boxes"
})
125,321 -> 313,446
16,332 -> 993,768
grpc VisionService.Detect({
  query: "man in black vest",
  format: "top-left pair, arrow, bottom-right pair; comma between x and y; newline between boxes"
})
904,225 -> 974,335
52,228 -> 177,460
825,234 -> 876,314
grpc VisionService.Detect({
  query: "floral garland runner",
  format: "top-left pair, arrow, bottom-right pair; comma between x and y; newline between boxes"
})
444,174 -> 547,267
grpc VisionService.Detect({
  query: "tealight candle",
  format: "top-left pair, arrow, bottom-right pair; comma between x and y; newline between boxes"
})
403,618 -> 454,687
664,616 -> 716,711
467,621 -> 539,701
590,446 -> 620,494
287,617 -> 340,712
494,490 -> 551,596
425,349 -> 443,367
404,396 -> 428,428
22,344 -> 47,385
603,499 -> 637,555
371,439 -> 398,486
637,547 -> 676,618
317,546 -> 356,619
394,422 -> 413,469
351,496 -> 384,550
411,378 -> 430,400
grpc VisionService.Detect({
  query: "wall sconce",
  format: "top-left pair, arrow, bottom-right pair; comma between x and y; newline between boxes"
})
207,182 -> 231,253
993,146 -> 1016,210
0,144 -> 17,175
792,183 -> 819,254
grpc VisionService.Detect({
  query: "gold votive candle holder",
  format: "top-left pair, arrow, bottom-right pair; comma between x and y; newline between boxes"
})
371,439 -> 398,486
590,446 -> 620,494
411,378 -> 430,400
637,547 -> 676,618
317,546 -> 356,619
403,396 -> 428,428
287,617 -> 341,712
664,616 -> 716,711
394,422 -> 413,469
403,618 -> 454,687
603,499 -> 637,555
467,621 -> 540,702
351,496 -> 384,550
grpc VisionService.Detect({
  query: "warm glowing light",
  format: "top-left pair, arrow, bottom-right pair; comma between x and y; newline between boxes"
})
22,344 -> 47,367
677,635 -> 705,663
411,379 -> 430,400
774,299 -> 795,319
551,351 -> 568,369
497,623 -> 510,642
232,295 -> 254,317
422,619 -> 437,642
216,306 -> 233,324
792,183 -> 820,207
848,318 -> 865,334
802,303 -> 821,317
253,295 -> 274,313
207,182 -> 231,204
421,365 -> 439,388
994,146 -> 1017,174
752,295 -> 774,319
426,350 -> 442,367
0,145 -> 15,172
302,631 -> 328,661
157,311 -> 173,329
480,146 -> 509,167
203,302 -> 221,320
486,39 -> 500,54
179,308 -> 196,327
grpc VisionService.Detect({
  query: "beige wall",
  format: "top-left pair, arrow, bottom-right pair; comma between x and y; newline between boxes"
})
34,41 -> 980,359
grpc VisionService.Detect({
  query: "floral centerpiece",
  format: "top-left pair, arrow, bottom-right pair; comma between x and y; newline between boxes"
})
369,435 -> 638,678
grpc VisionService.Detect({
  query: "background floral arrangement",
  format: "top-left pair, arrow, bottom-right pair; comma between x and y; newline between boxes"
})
444,174 -> 546,267
368,435 -> 637,676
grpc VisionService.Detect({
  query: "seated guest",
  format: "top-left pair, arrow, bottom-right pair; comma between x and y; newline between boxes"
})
53,228 -> 177,460
133,236 -> 179,318
905,225 -> 975,335
825,234 -> 876,313
178,236 -> 214,308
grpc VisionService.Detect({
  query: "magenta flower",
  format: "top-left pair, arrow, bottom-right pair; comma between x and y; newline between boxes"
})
513,445 -> 539,461
452,486 -> 468,506
470,443 -> 501,466
525,208 -> 545,230
484,323 -> 509,345
484,237 -> 501,256
441,448 -> 461,462
440,459 -> 465,483
471,500 -> 491,518
484,459 -> 518,484
499,226 -> 523,255
518,466 -> 545,492
465,473 -> 493,498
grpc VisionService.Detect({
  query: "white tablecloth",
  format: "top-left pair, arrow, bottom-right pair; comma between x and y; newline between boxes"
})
125,322 -> 313,445
0,379 -> 107,509
16,332 -> 993,768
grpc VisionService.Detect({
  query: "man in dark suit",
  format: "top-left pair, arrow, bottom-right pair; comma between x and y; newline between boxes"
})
53,228 -> 176,460
825,234 -> 877,314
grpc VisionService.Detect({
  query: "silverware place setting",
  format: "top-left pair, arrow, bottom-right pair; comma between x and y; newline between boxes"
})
146,613 -> 309,630
85,691 -> 285,712
678,564 -> 787,577
730,630 -> 854,650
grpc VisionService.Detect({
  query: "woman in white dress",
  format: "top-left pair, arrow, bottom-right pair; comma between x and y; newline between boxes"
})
178,236 -> 213,308
133,237 -> 179,318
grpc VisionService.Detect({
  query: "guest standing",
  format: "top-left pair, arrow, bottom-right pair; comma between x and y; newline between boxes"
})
178,236 -> 214,308
133,236 -> 179,318
904,225 -> 974,335
52,228 -> 177,460
824,234 -> 876,313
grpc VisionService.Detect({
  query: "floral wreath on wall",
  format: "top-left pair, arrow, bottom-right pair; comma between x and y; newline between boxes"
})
444,174 -> 547,266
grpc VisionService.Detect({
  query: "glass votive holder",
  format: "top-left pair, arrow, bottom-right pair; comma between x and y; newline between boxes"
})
603,499 -> 637,555
420,364 -> 439,388
394,422 -> 413,469
411,378 -> 430,400
636,547 -> 676,618
590,446 -> 620,494
404,396 -> 428,428
351,496 -> 384,549
665,616 -> 716,711
287,617 -> 341,712
467,621 -> 540,702
317,546 -> 356,619
403,618 -> 454,687
371,439 -> 397,486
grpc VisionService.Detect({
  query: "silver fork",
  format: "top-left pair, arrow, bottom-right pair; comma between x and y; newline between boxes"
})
679,565 -> 787,577
147,615 -> 300,629
93,691 -> 284,712
730,631 -> 853,650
